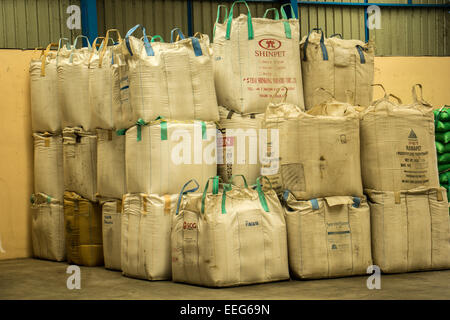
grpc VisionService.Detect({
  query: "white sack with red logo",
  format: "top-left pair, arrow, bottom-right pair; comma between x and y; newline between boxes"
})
121,193 -> 176,280
212,3 -> 304,114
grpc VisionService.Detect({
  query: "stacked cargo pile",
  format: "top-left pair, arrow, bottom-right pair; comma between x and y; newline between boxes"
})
29,41 -> 67,262
434,106 -> 450,202
119,24 -> 219,281
213,2 -> 304,185
360,84 -> 450,273
57,34 -> 104,267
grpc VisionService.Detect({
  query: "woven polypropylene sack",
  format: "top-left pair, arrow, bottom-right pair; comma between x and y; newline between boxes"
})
262,94 -> 363,200
96,129 -> 126,199
58,36 -> 93,130
121,193 -> 175,280
29,43 -> 66,133
125,120 -> 217,195
217,106 -> 264,185
360,85 -> 439,191
63,127 -> 97,202
284,193 -> 372,279
89,31 -> 134,130
366,187 -> 450,273
172,177 -> 289,287
64,191 -> 103,267
124,25 -> 219,122
102,199 -> 122,271
30,193 -> 66,262
300,29 -> 374,110
33,133 -> 64,201
213,3 -> 304,114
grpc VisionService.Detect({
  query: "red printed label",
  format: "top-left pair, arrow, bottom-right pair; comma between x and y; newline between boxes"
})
258,39 -> 281,50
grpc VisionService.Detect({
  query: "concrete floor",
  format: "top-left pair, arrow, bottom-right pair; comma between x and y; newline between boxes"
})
0,258 -> 449,300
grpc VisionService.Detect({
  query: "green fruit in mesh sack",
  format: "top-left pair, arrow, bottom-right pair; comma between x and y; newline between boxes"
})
439,171 -> 450,184
434,107 -> 450,122
438,153 -> 450,164
438,163 -> 450,172
435,120 -> 450,132
436,131 -> 450,144
435,141 -> 450,154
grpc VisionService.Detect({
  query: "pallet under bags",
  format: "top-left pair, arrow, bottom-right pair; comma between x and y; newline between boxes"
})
58,35 -> 93,130
33,132 -> 64,201
96,128 -> 126,199
124,25 -> 219,122
64,191 -> 103,266
172,176 -> 289,287
102,199 -> 122,271
300,28 -> 374,109
63,127 -> 97,202
89,30 -> 134,131
283,192 -> 372,279
30,193 -> 65,262
262,88 -> 363,200
217,106 -> 264,185
121,193 -> 176,280
125,118 -> 217,195
360,84 -> 439,191
213,2 -> 304,113
366,187 -> 450,273
29,40 -> 70,133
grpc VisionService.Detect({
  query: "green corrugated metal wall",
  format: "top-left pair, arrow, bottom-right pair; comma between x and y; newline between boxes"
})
0,0 -> 81,49
0,0 -> 448,56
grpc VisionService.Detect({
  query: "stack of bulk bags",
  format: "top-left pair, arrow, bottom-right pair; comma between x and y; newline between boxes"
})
102,199 -> 122,270
121,193 -> 176,280
33,132 -> 64,201
434,106 -> 450,200
89,30 -> 134,131
283,192 -> 372,279
213,2 -> 304,113
360,84 -> 439,191
262,88 -> 363,200
172,176 -> 289,287
217,106 -> 264,185
96,129 -> 126,199
125,118 -> 217,195
366,187 -> 449,273
300,29 -> 374,109
29,40 -> 70,133
30,193 -> 65,262
361,84 -> 449,273
124,25 -> 219,122
64,192 -> 103,266
63,127 -> 97,202
58,35 -> 93,131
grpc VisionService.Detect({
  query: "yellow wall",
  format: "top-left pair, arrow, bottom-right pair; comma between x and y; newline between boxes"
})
0,50 -> 35,260
374,57 -> 450,107
0,51 -> 449,261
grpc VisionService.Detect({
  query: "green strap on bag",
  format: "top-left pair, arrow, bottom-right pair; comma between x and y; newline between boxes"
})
225,0 -> 254,40
280,3 -> 295,39
256,176 -> 271,212
213,5 -> 228,40
135,118 -> 148,141
201,176 -> 221,214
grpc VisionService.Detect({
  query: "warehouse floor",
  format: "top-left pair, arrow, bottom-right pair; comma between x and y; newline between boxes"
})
0,259 -> 449,300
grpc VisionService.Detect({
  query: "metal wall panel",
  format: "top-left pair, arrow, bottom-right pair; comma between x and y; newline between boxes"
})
297,0 -> 449,56
0,0 -> 82,49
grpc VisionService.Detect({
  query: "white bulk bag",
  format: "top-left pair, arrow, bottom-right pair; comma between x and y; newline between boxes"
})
102,199 -> 122,271
63,127 -> 97,201
96,129 -> 126,199
213,2 -> 304,114
34,133 -> 64,201
217,106 -> 264,185
58,35 -> 93,130
30,193 -> 66,261
121,193 -> 176,280
125,119 -> 217,195
29,40 -> 70,133
366,187 -> 450,273
360,84 -> 439,191
262,88 -> 363,200
300,28 -> 374,109
283,192 -> 372,279
124,25 -> 219,122
89,30 -> 133,130
172,176 -> 289,287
